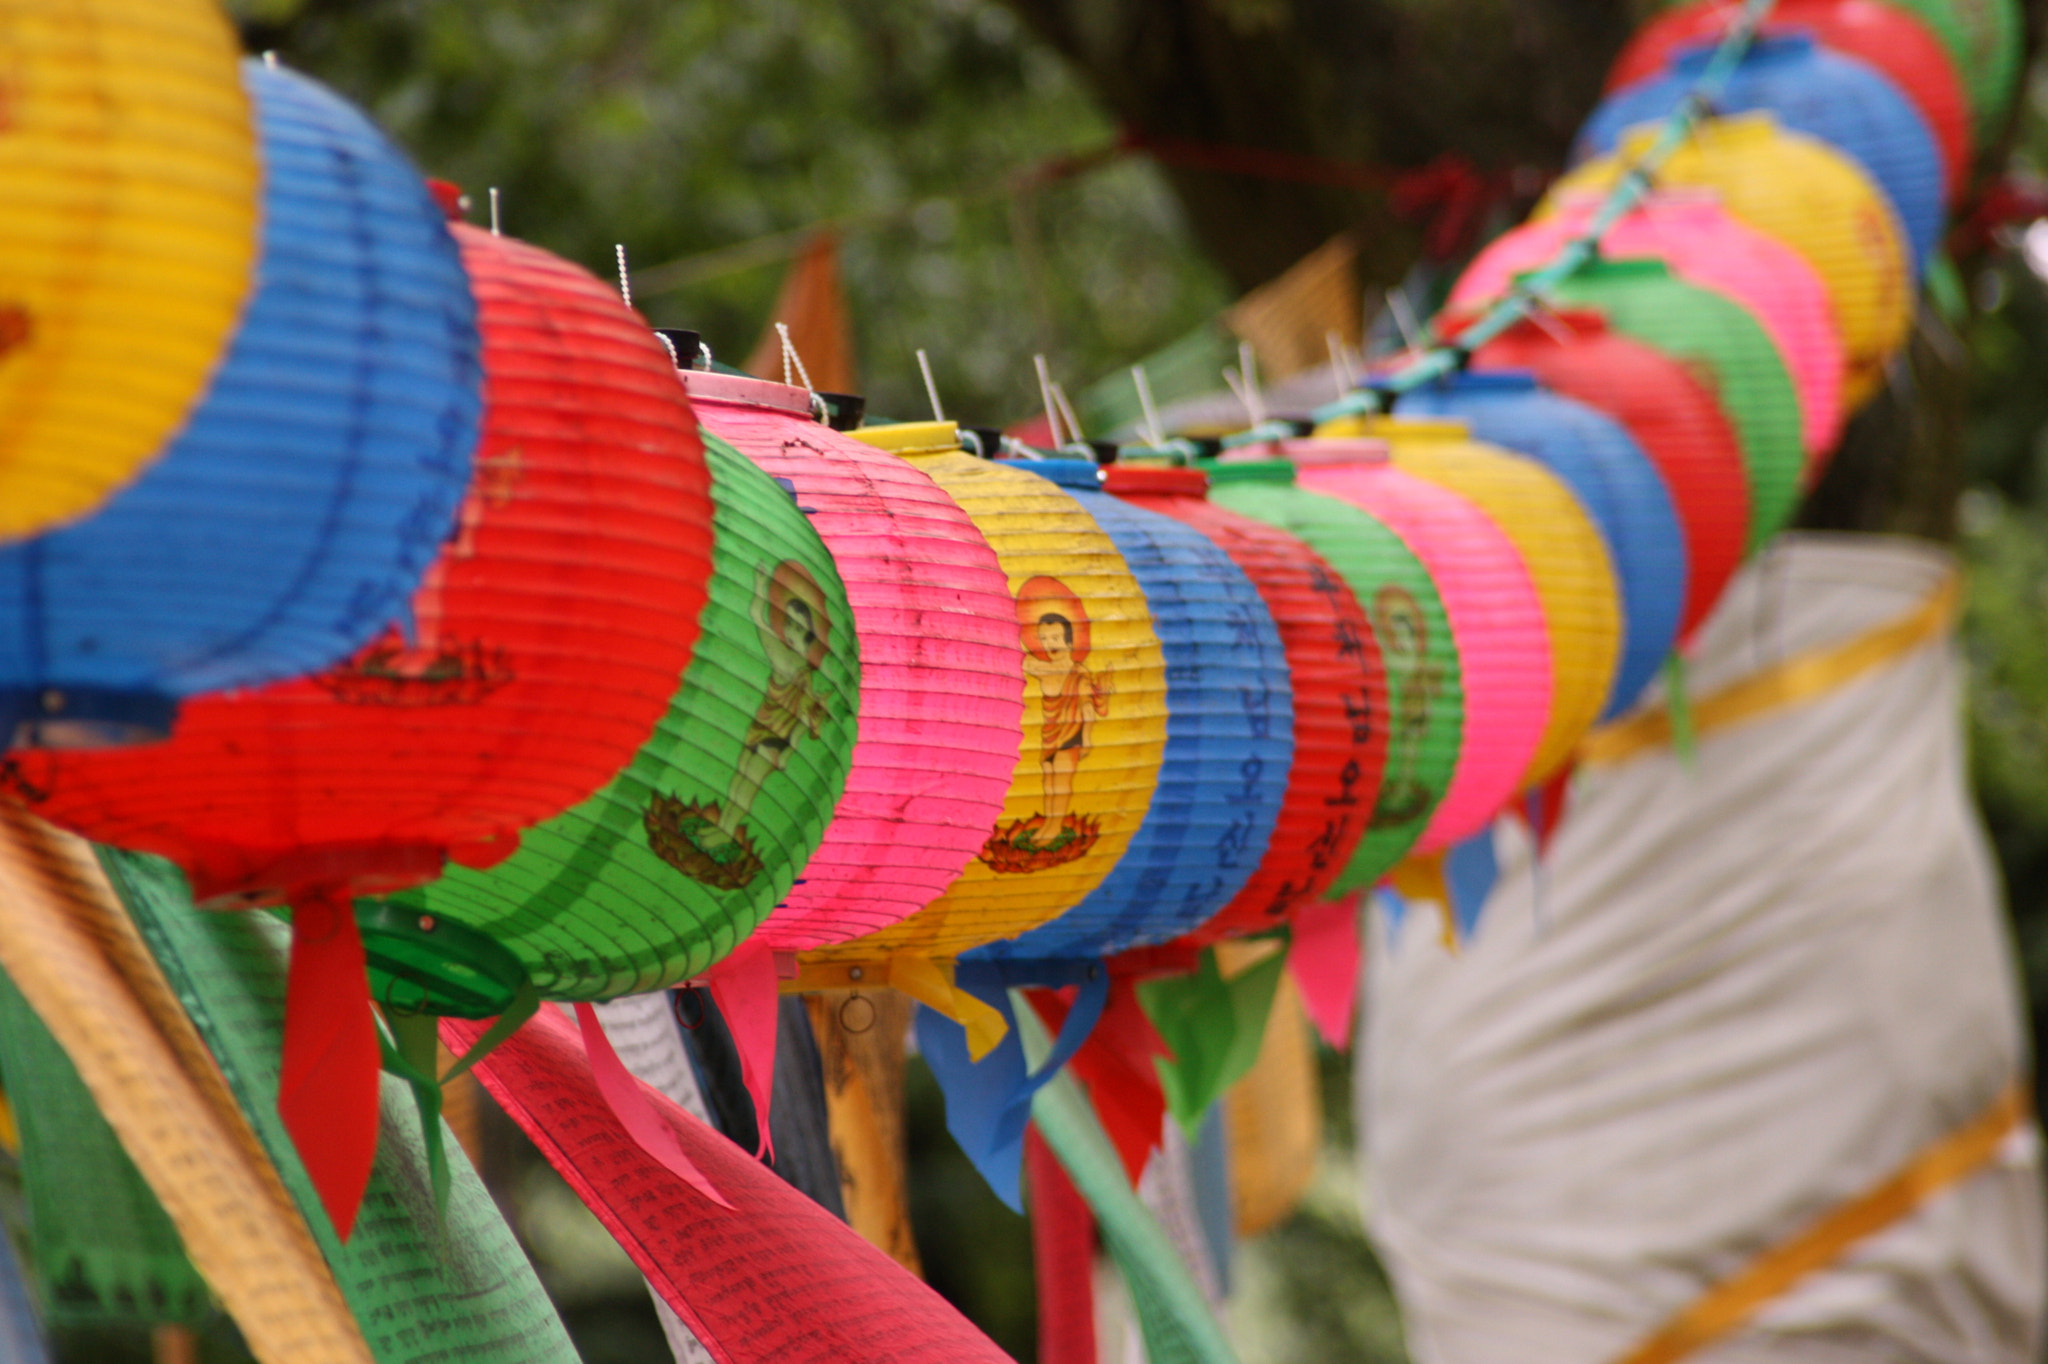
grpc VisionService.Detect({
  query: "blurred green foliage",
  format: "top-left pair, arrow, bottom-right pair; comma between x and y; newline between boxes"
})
1962,241 -> 2048,1106
229,0 -> 1230,428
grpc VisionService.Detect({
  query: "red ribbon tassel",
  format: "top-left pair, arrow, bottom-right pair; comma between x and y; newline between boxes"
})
1027,1125 -> 1098,1364
278,887 -> 382,1239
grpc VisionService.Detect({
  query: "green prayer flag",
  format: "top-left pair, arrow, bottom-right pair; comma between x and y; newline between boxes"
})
0,970 -> 209,1329
1137,946 -> 1288,1135
102,849 -> 580,1364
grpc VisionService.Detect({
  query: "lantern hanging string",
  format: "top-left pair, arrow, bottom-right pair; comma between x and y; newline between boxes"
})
1335,0 -> 1778,411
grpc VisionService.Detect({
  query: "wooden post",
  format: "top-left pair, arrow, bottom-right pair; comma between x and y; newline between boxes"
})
152,1324 -> 200,1364
804,988 -> 922,1274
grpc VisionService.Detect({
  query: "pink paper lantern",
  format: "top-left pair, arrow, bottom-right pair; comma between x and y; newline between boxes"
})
683,371 -> 1024,947
1289,440 -> 1550,852
1448,191 -> 1847,469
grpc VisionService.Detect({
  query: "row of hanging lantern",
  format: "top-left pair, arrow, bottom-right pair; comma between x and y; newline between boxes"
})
0,0 -> 2018,1224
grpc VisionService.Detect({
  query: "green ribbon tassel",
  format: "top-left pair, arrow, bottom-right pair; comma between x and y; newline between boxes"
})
1135,944 -> 1288,1137
1016,999 -> 1240,1364
0,969 -> 210,1330
1664,653 -> 1697,765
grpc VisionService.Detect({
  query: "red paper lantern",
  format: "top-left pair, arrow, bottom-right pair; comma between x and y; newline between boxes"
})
1464,311 -> 1750,640
1101,464 -> 1386,940
1609,0 -> 1973,205
5,223 -> 715,1236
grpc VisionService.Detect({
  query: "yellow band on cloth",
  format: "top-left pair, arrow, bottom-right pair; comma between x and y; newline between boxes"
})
1579,572 -> 1960,767
1613,1081 -> 2030,1364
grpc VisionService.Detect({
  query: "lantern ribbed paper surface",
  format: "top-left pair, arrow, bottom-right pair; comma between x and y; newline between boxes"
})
1579,35 -> 1945,270
390,429 -> 859,1001
1289,440 -> 1545,852
1449,192 -> 1846,465
1356,417 -> 1619,787
6,224 -> 714,904
1549,114 -> 1911,408
0,0 -> 259,541
6,223 -> 715,1234
1,60 -> 480,750
1101,463 -> 1378,940
800,433 -> 1168,979
1468,313 -> 1750,640
1397,371 -> 1685,721
688,381 -> 1023,946
1205,455 -> 1461,890
1611,0 -> 1972,203
972,459 -> 1292,961
1542,257 -> 1803,550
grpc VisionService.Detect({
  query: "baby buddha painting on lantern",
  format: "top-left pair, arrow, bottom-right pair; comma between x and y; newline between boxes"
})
1368,583 -> 1444,829
645,557 -> 835,890
980,574 -> 1113,874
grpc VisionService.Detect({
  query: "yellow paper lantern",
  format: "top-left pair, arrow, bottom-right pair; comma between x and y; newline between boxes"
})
1545,113 -> 1910,410
0,0 -> 260,541
799,425 -> 1169,1014
1346,415 -> 1620,788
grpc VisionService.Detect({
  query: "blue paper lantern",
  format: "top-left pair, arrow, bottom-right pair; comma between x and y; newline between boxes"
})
1396,370 -> 1687,719
969,458 -> 1294,965
1576,32 -> 1945,271
927,453 -> 1295,1212
0,60 -> 479,748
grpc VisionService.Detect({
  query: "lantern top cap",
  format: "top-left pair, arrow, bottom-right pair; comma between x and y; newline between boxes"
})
1408,369 -> 1541,397
1284,437 -> 1392,467
1353,413 -> 1473,442
1007,457 -> 1104,491
1103,465 -> 1209,496
1201,456 -> 1297,486
851,420 -> 961,457
1538,255 -> 1674,283
1554,185 -> 1724,216
679,368 -> 817,418
1474,307 -> 1614,343
1620,109 -> 1782,158
1671,29 -> 1814,75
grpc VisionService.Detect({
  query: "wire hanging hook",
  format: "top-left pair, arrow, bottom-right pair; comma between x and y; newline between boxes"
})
1132,365 -> 1168,449
776,322 -> 816,394
916,348 -> 946,423
1033,354 -> 1067,448
1050,381 -> 1085,447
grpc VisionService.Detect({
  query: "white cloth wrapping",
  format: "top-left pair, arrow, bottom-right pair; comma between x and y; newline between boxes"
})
590,994 -> 720,1364
1358,533 -> 2045,1363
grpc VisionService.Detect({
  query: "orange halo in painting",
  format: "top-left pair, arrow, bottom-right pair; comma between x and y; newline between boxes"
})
1017,575 -> 1090,664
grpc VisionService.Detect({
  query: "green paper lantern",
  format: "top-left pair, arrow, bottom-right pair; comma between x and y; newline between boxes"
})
1204,457 -> 1462,891
1543,257 -> 1804,551
382,430 -> 860,1004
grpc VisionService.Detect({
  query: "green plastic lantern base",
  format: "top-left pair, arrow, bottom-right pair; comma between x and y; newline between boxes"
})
357,903 -> 531,1019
